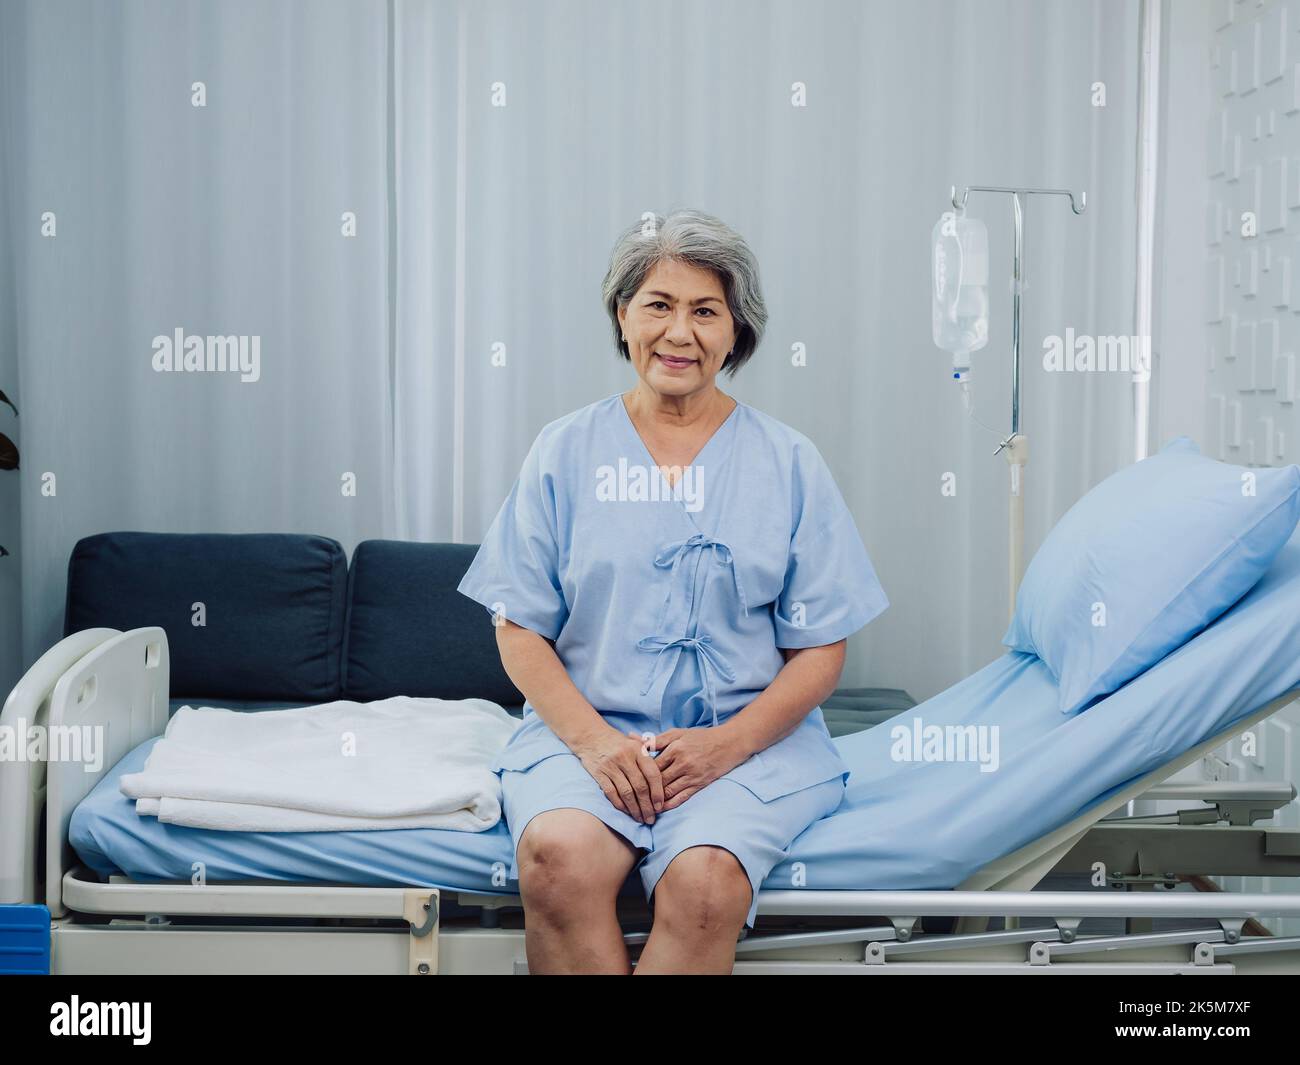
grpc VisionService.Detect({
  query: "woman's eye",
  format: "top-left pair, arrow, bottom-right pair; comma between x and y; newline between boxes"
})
647,301 -> 714,315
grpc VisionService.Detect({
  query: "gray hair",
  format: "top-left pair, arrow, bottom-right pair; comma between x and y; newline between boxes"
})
601,209 -> 767,376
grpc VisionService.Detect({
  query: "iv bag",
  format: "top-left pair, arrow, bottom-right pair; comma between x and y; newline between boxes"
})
931,211 -> 989,379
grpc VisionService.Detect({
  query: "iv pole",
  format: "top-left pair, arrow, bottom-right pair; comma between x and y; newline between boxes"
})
949,184 -> 1087,622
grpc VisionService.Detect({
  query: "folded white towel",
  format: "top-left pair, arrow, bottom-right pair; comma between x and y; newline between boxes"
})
132,795 -> 486,832
120,696 -> 519,832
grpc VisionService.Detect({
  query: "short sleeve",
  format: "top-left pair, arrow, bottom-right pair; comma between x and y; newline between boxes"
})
774,443 -> 889,648
457,432 -> 569,641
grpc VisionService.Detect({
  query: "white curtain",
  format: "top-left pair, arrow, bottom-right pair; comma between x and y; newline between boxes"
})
0,0 -> 393,674
1,0 -> 1140,705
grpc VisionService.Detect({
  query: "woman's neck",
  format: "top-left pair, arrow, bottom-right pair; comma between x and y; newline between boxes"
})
624,384 -> 733,433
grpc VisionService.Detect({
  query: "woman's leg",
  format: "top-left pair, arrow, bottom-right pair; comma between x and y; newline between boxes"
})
516,808 -> 641,974
635,845 -> 752,975
634,776 -> 846,974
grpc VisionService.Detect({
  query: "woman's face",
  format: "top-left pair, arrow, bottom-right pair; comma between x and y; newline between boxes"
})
618,258 -> 737,399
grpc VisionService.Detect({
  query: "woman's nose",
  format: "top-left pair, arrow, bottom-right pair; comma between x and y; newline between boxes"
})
665,313 -> 694,343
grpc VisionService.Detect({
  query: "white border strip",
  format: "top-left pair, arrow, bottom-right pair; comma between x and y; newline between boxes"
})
452,7 -> 468,542
1134,0 -> 1162,461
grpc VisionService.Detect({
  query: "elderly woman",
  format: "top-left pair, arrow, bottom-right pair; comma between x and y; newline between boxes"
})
458,209 -> 888,974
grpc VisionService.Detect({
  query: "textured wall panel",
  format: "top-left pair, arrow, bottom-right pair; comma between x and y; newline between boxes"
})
1208,1 -> 1299,467
1201,0 -> 1300,934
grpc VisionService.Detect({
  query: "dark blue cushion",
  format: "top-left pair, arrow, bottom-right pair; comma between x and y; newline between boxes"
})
343,540 -> 522,706
64,532 -> 346,701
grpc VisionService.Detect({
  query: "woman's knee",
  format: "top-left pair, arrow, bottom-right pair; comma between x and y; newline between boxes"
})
516,809 -> 632,918
653,846 -> 752,933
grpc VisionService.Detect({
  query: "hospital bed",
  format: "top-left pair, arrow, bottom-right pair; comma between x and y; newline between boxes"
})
4,531 -> 1300,974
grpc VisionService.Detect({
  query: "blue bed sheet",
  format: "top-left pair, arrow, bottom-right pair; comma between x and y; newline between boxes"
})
70,532 -> 1300,897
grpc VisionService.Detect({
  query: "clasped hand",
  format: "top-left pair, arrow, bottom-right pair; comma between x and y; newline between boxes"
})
573,725 -> 749,824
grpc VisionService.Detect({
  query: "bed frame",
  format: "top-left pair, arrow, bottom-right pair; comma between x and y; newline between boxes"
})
5,626 -> 1300,974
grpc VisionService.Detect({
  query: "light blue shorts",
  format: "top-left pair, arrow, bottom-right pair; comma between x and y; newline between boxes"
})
500,752 -> 845,928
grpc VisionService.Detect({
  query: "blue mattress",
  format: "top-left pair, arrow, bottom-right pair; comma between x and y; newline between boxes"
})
70,532 -> 1300,896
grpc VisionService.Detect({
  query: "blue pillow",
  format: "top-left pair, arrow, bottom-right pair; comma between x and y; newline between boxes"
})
1003,437 -> 1300,714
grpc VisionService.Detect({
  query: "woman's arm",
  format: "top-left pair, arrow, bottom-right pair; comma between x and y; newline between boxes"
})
720,641 -> 845,757
653,640 -> 846,809
494,619 -> 665,823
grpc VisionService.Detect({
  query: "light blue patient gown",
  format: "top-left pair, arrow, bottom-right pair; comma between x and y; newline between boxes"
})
458,392 -> 888,926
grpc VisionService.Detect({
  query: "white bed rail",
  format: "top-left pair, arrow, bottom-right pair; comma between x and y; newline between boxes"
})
0,627 -> 122,905
43,627 -> 170,916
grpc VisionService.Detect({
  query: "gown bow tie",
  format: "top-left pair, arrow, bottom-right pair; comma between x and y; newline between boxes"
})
652,533 -> 750,618
639,533 -> 750,728
636,632 -> 738,729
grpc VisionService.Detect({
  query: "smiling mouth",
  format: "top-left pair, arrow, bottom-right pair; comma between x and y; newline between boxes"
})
655,352 -> 696,367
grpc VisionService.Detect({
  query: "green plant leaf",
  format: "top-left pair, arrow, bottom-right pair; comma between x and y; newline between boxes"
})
0,389 -> 15,417
0,431 -> 17,470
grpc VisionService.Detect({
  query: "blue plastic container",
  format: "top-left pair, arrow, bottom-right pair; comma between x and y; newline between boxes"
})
0,904 -> 51,975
